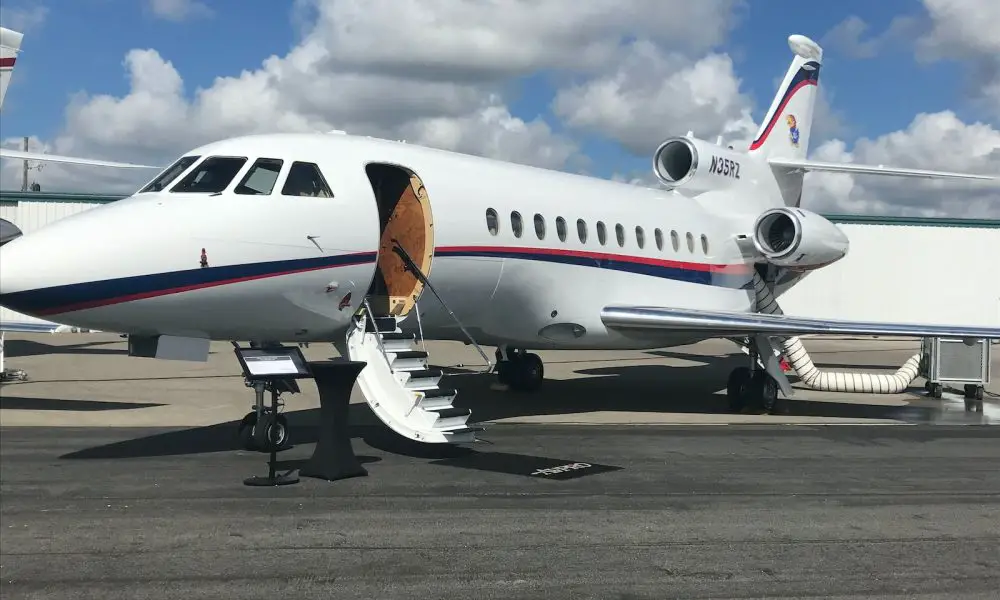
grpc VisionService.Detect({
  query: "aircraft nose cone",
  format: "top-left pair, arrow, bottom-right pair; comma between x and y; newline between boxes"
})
0,234 -> 62,318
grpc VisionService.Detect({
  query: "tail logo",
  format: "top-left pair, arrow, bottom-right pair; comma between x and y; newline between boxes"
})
786,114 -> 800,147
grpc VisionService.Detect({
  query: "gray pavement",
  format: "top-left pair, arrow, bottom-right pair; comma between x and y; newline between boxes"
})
1,333 -> 999,598
1,424 -> 999,599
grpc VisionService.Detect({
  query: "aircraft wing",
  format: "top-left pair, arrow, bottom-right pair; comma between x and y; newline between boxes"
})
0,147 -> 160,169
768,157 -> 999,182
0,320 -> 66,333
601,305 -> 1000,340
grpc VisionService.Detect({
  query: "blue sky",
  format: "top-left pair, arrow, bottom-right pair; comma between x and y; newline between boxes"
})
1,0 -> 996,197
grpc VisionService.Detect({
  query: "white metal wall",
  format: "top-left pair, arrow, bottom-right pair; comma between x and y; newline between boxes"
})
0,199 -> 100,235
0,199 -> 104,329
780,223 -> 1000,328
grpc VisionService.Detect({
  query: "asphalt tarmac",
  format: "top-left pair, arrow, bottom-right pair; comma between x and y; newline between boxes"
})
2,423 -> 999,599
2,333 -> 999,598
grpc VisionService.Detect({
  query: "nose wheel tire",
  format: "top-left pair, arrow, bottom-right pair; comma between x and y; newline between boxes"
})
238,411 -> 290,452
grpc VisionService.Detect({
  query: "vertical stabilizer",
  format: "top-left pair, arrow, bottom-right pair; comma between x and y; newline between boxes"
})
748,35 -> 822,206
0,26 -> 24,110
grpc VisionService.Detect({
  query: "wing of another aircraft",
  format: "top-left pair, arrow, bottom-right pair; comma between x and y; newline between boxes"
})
768,157 -> 999,182
601,305 -> 1000,340
0,320 -> 67,333
0,147 -> 160,169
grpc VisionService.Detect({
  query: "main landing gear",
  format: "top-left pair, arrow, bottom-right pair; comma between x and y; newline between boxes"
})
494,346 -> 544,392
727,337 -> 785,414
237,377 -> 298,452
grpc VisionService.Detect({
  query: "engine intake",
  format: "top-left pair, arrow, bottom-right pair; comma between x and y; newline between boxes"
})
751,207 -> 849,270
652,135 -> 757,194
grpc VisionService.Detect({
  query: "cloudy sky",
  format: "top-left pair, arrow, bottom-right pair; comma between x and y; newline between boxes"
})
1,0 -> 998,218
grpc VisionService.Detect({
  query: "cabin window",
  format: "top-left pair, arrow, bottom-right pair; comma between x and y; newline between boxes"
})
556,217 -> 567,242
281,161 -> 333,197
686,232 -> 695,252
655,228 -> 664,250
511,211 -> 523,238
670,230 -> 680,251
140,155 -> 200,193
534,213 -> 546,240
635,226 -> 645,249
577,219 -> 588,243
597,221 -> 607,245
486,208 -> 499,235
234,158 -> 283,195
615,223 -> 625,247
700,234 -> 709,255
170,156 -> 247,194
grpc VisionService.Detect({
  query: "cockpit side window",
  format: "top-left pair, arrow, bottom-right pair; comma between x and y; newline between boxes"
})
234,158 -> 284,195
280,161 -> 333,197
169,156 -> 248,194
139,155 -> 200,193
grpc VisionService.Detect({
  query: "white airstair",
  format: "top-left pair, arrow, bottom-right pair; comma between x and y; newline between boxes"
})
345,243 -> 491,444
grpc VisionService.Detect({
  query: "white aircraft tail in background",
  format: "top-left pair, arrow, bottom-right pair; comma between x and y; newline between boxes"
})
0,26 -> 160,170
0,26 -> 22,109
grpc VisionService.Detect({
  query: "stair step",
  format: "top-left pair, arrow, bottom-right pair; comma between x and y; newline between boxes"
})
427,407 -> 470,419
402,368 -> 442,390
379,332 -> 414,341
417,387 -> 457,410
426,406 -> 472,429
445,425 -> 486,435
366,316 -> 398,333
421,387 -> 456,398
390,350 -> 428,360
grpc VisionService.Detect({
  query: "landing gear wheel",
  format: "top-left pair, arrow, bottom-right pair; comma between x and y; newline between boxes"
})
757,372 -> 781,414
237,411 -> 289,452
928,382 -> 943,399
507,352 -> 543,392
727,367 -> 752,413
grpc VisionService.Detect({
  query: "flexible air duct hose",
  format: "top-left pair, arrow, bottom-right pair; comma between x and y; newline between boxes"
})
751,272 -> 921,394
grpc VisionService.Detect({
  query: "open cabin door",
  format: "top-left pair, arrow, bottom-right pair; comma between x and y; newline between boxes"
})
364,163 -> 435,319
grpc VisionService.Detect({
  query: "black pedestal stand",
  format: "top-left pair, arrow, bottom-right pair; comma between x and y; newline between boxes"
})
299,360 -> 369,482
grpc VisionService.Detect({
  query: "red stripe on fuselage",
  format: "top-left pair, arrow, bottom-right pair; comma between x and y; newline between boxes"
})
0,57 -> 15,69
436,245 -> 752,274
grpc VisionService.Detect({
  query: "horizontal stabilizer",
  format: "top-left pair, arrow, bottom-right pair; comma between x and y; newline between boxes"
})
601,305 -> 1000,340
769,157 -> 999,182
0,148 -> 160,169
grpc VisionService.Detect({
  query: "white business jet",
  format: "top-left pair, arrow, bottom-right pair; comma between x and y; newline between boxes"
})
1,34 -> 998,445
0,25 -> 158,170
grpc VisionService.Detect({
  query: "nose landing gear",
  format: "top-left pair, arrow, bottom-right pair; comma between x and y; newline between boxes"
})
237,377 -> 298,452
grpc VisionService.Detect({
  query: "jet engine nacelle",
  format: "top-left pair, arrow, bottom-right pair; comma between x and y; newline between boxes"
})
751,207 -> 849,270
652,135 -> 756,194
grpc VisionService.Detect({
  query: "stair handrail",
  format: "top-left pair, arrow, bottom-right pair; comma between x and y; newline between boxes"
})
360,297 -> 391,363
391,239 -> 493,373
413,300 -> 428,352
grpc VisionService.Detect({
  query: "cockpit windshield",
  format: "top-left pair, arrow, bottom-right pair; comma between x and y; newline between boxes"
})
170,156 -> 248,194
138,155 -> 200,193
234,158 -> 283,195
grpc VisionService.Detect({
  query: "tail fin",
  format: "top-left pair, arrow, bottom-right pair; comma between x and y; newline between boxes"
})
0,26 -> 24,110
748,35 -> 822,206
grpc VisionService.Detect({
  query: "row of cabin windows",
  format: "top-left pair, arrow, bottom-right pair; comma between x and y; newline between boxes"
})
485,208 -> 711,255
139,155 -> 334,198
